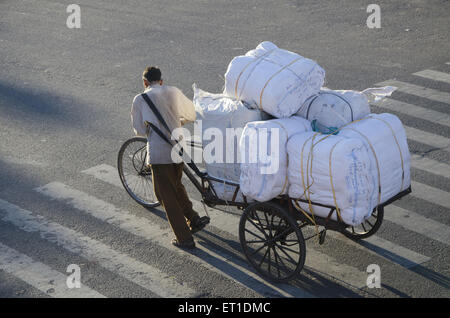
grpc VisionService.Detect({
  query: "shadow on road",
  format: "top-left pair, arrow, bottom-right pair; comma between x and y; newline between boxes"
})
354,236 -> 450,290
142,201 -> 367,297
0,80 -> 85,129
410,265 -> 450,290
0,157 -> 44,193
195,229 -> 364,298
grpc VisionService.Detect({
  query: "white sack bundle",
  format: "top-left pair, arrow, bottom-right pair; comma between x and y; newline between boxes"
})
287,132 -> 375,226
193,85 -> 268,202
224,41 -> 325,118
338,113 -> 411,207
296,86 -> 397,134
239,116 -> 312,202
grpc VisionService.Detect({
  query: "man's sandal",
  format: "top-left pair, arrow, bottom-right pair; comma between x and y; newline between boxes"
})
171,238 -> 196,249
189,216 -> 210,234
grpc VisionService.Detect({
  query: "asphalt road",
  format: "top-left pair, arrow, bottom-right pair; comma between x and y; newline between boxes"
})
0,0 -> 449,299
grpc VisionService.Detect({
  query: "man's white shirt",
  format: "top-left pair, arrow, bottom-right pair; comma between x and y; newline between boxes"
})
131,85 -> 196,164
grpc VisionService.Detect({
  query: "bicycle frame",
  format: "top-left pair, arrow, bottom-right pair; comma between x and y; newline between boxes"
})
181,161 -> 248,208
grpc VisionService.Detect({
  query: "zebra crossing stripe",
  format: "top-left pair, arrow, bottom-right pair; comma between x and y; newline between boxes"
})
0,242 -> 106,298
0,199 -> 196,298
411,154 -> 450,179
413,69 -> 450,85
36,182 -> 168,241
326,232 -> 430,268
376,80 -> 450,104
190,194 -> 429,271
374,98 -> 450,127
83,164 -> 370,288
404,126 -> 450,150
35,181 -> 313,298
83,164 -> 433,288
384,205 -> 450,246
82,164 -> 122,188
186,196 -> 372,289
410,180 -> 450,208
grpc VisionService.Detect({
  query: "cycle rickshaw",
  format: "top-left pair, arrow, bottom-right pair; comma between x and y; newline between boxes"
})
117,135 -> 411,283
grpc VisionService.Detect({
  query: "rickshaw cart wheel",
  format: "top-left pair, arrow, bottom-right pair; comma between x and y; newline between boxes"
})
342,206 -> 384,240
239,201 -> 306,283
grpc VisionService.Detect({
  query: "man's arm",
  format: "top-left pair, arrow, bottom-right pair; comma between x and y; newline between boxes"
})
173,87 -> 196,125
130,95 -> 148,137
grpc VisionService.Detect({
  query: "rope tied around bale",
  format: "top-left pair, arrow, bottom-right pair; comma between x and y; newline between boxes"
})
234,49 -> 276,100
259,57 -> 303,111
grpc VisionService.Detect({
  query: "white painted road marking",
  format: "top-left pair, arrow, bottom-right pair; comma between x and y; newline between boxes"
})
0,242 -> 105,298
411,154 -> 450,179
375,98 -> 450,127
194,195 -> 429,271
0,198 -> 196,298
413,69 -> 450,85
404,126 -> 450,150
186,191 -> 371,289
410,180 -> 450,208
327,232 -> 430,268
377,80 -> 450,104
384,205 -> 450,246
36,181 -> 312,298
84,164 -> 370,288
82,164 -> 122,189
84,163 -> 433,288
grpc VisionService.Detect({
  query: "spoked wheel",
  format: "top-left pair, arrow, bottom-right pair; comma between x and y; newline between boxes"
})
239,202 -> 306,283
117,137 -> 160,208
343,206 -> 384,240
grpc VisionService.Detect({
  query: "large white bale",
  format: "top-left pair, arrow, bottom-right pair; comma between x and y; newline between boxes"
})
338,113 -> 411,207
296,86 -> 396,134
239,116 -> 312,202
287,132 -> 375,226
224,41 -> 325,118
193,85 -> 267,202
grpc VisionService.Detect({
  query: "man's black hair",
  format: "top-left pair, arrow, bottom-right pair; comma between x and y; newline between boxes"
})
143,66 -> 162,82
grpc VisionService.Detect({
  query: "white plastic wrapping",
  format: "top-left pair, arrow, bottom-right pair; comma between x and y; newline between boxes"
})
224,41 -> 325,118
361,86 -> 397,103
239,116 -> 312,202
296,86 -> 396,134
193,85 -> 268,202
287,132 -> 375,226
338,113 -> 411,208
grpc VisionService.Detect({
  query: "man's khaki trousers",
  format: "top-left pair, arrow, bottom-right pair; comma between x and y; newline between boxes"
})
151,163 -> 198,243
